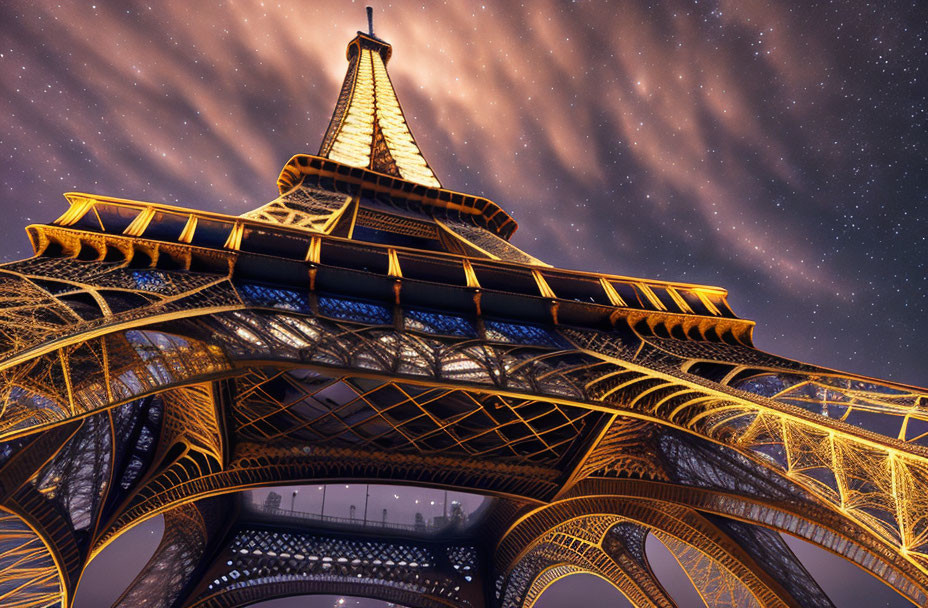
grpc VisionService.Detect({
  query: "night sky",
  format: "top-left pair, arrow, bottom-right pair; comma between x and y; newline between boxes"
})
1,1 -> 925,607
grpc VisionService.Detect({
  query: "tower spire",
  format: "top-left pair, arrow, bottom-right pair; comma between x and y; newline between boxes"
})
316,18 -> 441,188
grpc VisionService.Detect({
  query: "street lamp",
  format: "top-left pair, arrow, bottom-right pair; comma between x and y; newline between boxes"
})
363,484 -> 370,523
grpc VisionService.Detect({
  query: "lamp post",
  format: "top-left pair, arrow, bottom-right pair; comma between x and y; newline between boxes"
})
363,484 -> 370,523
291,489 -> 298,513
320,485 -> 327,518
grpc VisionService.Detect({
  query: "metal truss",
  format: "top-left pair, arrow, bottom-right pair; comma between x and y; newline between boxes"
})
0,253 -> 926,606
496,496 -> 834,608
1,20 -> 926,608
0,507 -> 61,608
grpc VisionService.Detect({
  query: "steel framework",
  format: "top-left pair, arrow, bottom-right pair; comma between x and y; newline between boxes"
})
0,19 -> 926,608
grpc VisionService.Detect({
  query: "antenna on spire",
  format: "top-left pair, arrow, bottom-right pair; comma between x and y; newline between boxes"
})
366,6 -> 374,37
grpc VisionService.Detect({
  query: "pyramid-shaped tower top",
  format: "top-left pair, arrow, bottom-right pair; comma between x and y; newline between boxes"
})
317,10 -> 441,188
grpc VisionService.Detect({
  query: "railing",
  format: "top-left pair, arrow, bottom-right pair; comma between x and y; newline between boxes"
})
252,503 -> 451,534
47,193 -> 739,321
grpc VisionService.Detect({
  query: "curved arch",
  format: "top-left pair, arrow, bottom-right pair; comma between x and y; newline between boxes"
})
74,347 -> 921,584
524,566 -> 629,608
648,531 -> 762,608
501,504 -> 784,608
576,478 -> 928,603
494,513 -> 680,608
112,496 -> 235,608
6,307 -> 924,553
779,532 -> 917,608
0,302 -> 925,605
71,514 -> 164,608
5,305 -> 926,468
500,487 -> 926,606
6,307 -> 928,562
94,440 -> 541,552
497,536 -> 672,608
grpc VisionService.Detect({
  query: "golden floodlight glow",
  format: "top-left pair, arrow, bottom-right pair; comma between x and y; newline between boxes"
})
319,34 -> 441,188
1,10 -> 927,608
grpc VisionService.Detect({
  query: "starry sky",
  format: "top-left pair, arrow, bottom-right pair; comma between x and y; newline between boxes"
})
0,1 -> 925,606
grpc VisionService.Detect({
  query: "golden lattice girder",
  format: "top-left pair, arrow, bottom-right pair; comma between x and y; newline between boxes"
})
0,509 -> 62,608
499,503 -> 800,608
0,289 -> 926,596
1,22 -> 926,608
318,33 -> 441,188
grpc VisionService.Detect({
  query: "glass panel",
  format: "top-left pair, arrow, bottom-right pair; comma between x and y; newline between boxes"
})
142,211 -> 188,241
651,287 -> 681,312
678,289 -> 714,316
190,218 -> 234,248
320,241 -> 388,274
542,272 -> 611,305
609,281 -> 645,309
94,203 -> 142,233
396,254 -> 468,286
472,263 -> 538,295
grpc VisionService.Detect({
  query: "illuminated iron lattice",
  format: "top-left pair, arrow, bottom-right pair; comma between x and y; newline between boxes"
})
0,16 -> 925,608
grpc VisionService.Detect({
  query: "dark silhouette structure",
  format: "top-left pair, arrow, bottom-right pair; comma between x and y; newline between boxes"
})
0,15 -> 926,608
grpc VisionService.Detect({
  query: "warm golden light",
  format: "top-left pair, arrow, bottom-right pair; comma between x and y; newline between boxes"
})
320,35 -> 441,188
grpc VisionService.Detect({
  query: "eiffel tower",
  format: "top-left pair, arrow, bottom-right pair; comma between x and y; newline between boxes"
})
1,10 -> 926,608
